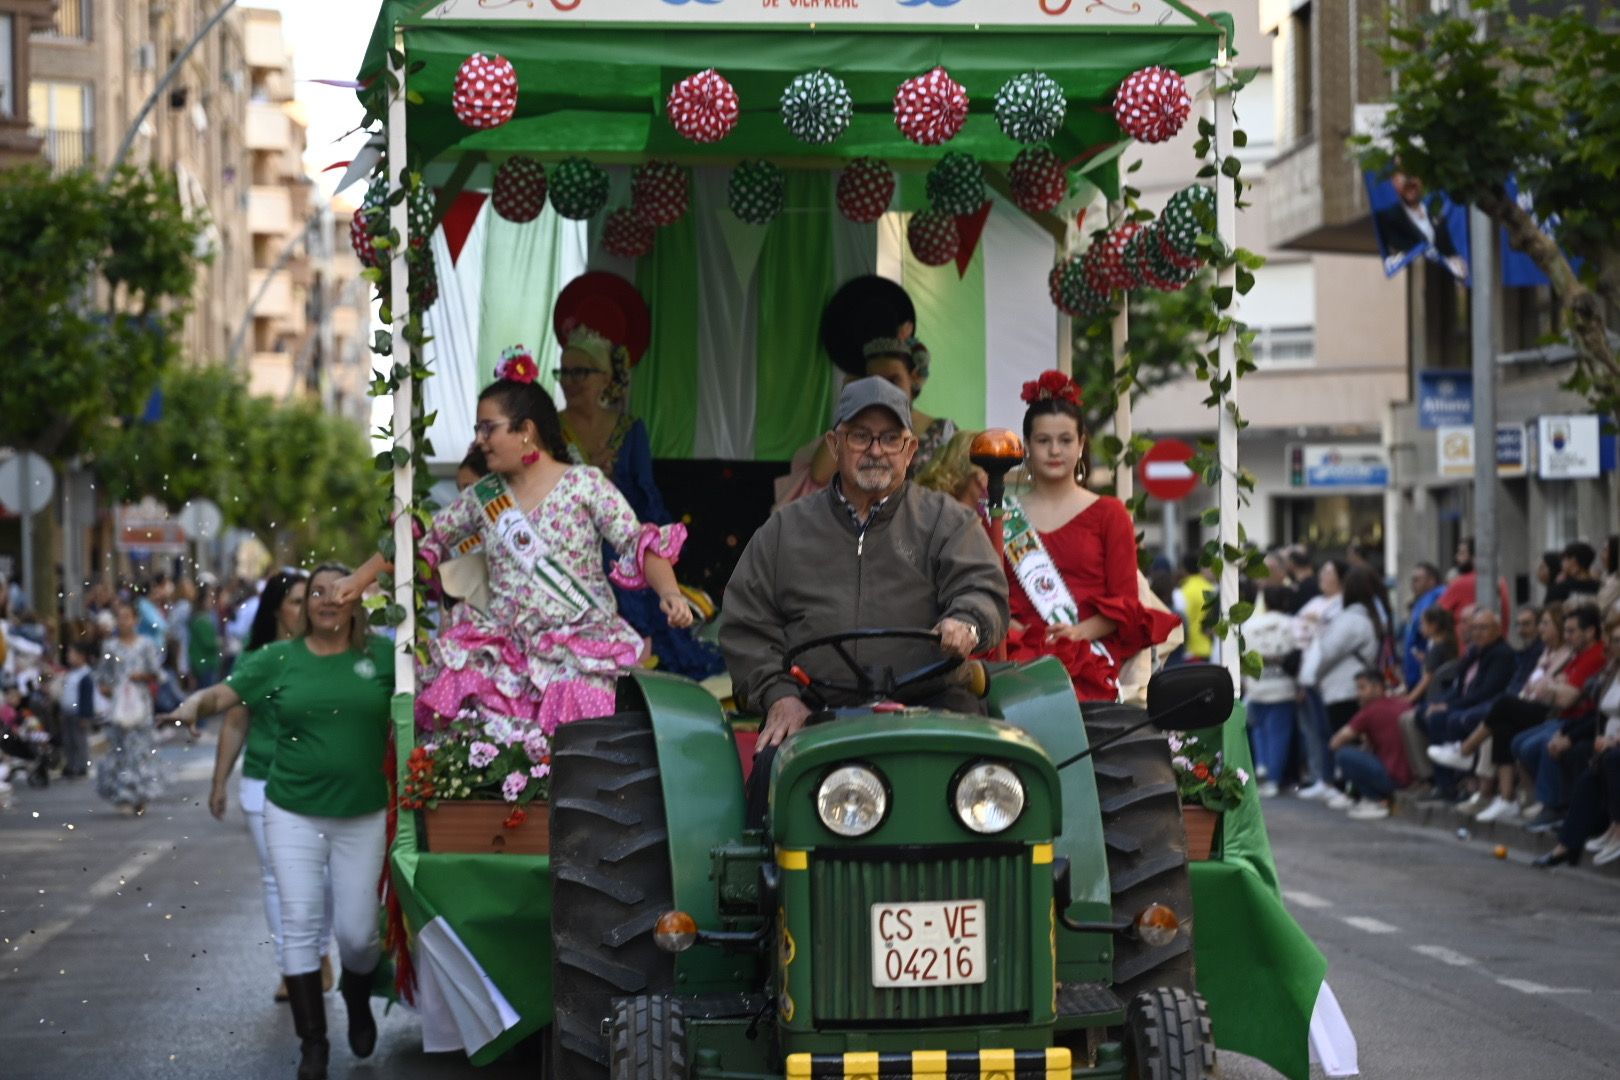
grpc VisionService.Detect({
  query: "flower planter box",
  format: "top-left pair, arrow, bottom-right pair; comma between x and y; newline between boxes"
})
1181,804 -> 1221,862
421,800 -> 549,856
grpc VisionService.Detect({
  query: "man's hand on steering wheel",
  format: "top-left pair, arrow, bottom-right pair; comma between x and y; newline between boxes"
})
757,695 -> 813,753
934,616 -> 979,658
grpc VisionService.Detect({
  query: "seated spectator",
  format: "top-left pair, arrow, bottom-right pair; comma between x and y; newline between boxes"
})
1404,605 -> 1459,706
1417,611 -> 1517,803
1329,668 -> 1416,820
1429,604 -> 1589,822
1534,616 -> 1620,868
1243,584 -> 1298,797
1544,541 -> 1600,605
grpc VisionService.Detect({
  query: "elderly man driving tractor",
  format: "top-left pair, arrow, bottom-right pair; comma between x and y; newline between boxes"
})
720,376 -> 1009,797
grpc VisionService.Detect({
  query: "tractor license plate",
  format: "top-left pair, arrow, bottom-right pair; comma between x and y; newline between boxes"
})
870,900 -> 987,988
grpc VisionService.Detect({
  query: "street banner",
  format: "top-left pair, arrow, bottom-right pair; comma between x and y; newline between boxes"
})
1363,169 -> 1468,284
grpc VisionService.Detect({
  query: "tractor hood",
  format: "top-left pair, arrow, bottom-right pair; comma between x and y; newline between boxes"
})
769,713 -> 1061,849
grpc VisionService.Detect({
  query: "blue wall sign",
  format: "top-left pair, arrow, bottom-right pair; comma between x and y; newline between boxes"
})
1418,370 -> 1473,430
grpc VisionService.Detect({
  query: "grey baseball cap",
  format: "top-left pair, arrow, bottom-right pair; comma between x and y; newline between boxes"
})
833,376 -> 912,429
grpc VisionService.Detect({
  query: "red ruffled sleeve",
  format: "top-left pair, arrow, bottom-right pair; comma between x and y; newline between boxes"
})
1085,498 -> 1180,653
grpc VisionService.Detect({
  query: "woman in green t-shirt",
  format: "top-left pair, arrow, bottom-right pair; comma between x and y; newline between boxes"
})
201,570 -> 337,1004
186,580 -> 223,688
166,563 -> 393,1080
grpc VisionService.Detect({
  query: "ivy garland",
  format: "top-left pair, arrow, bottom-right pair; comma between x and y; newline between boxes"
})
1082,65 -> 1270,677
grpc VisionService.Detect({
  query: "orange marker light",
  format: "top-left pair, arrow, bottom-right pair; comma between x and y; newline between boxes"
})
1135,903 -> 1180,947
654,911 -> 698,954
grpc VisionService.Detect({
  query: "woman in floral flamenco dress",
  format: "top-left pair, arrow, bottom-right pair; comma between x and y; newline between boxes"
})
1001,370 -> 1180,702
339,352 -> 692,749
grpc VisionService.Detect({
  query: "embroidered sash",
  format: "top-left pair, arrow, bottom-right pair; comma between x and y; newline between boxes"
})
1001,496 -> 1080,627
446,473 -> 601,623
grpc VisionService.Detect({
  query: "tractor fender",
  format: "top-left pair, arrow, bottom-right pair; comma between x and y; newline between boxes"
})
617,671 -> 751,991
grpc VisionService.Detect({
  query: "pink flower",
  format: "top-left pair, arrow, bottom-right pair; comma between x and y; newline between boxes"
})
530,762 -> 551,780
468,741 -> 498,769
522,729 -> 549,764
502,770 -> 527,802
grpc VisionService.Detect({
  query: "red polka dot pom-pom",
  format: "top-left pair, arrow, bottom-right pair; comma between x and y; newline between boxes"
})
667,68 -> 740,145
602,207 -> 655,260
1048,254 -> 1109,319
1086,223 -> 1144,293
836,158 -> 895,224
630,160 -> 691,228
492,157 -> 548,224
907,210 -> 960,267
452,53 -> 519,130
349,206 -> 378,268
894,66 -> 970,146
1112,66 -> 1192,145
1008,147 -> 1068,215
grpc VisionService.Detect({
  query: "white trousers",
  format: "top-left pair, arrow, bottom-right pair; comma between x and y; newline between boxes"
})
241,778 -> 333,972
264,800 -> 386,977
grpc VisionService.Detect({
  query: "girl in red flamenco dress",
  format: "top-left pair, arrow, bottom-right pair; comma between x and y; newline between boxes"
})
1001,370 -> 1181,701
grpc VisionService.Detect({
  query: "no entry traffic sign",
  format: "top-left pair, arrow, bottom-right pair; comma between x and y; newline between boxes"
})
1139,438 -> 1199,501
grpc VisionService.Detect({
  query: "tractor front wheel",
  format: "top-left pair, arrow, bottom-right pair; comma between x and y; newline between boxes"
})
1124,987 -> 1216,1080
550,711 -> 677,1080
611,995 -> 688,1080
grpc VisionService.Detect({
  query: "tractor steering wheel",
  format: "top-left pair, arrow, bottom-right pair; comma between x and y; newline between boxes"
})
781,628 -> 964,706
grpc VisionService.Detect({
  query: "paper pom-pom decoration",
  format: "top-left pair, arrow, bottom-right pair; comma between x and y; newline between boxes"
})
1008,147 -> 1068,214
1048,255 -> 1109,318
894,67 -> 969,146
408,189 -> 436,250
1113,65 -> 1192,144
630,160 -> 690,228
995,72 -> 1067,145
729,160 -> 786,226
349,207 -> 379,268
492,157 -> 548,223
907,210 -> 960,267
781,70 -> 853,145
452,53 -> 519,130
1084,224 -> 1144,294
603,207 -> 655,259
411,247 -> 440,309
926,153 -> 985,216
1159,183 -> 1215,262
836,158 -> 896,224
667,68 -> 740,144
550,157 -> 610,221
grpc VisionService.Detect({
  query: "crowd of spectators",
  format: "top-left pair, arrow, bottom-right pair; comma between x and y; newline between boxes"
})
0,570 -> 273,811
1236,536 -> 1620,865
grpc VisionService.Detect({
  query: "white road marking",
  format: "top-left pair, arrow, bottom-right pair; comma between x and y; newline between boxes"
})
1283,890 -> 1332,909
1341,916 -> 1400,935
0,844 -> 173,973
1412,945 -> 1477,967
1495,978 -> 1590,996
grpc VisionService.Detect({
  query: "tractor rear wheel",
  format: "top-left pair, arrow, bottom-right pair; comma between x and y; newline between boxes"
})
1124,987 -> 1216,1080
1082,702 -> 1198,1002
610,995 -> 688,1080
550,711 -> 676,1080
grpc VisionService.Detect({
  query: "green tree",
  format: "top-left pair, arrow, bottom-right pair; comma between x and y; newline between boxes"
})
1073,273 -> 1215,441
93,364 -> 240,509
0,166 -> 204,459
1361,1 -> 1620,412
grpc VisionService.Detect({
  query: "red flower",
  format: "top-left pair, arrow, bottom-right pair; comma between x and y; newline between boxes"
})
1193,764 -> 1211,781
503,807 -> 528,829
1020,369 -> 1083,406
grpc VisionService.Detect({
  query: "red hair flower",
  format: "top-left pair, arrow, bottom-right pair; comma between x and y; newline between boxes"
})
496,345 -> 538,384
1020,369 -> 1083,407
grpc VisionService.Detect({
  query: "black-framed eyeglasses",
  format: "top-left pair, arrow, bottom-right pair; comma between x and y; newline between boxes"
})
554,367 -> 601,381
473,419 -> 515,439
840,428 -> 909,453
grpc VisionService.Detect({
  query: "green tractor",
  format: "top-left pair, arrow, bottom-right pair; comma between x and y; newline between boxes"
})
548,632 -> 1232,1080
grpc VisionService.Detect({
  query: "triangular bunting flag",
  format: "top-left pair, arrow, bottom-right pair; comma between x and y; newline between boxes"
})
954,200 -> 993,278
440,191 -> 488,267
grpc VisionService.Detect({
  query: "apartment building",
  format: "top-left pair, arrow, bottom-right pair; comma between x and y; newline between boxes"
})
1258,0 -> 1616,601
0,1 -> 54,166
243,7 -> 370,424
1128,0 -> 1407,562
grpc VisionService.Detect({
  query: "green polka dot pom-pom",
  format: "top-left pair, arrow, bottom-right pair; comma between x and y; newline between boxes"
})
926,152 -> 985,216
1160,183 -> 1214,264
550,157 -> 610,221
995,71 -> 1067,145
1048,254 -> 1108,318
348,176 -> 387,268
729,160 -> 786,226
410,245 -> 440,310
407,188 -> 436,252
1127,225 -> 1192,292
781,70 -> 853,145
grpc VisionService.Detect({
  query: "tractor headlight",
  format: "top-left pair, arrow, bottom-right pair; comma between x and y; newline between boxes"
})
816,765 -> 889,837
953,762 -> 1026,834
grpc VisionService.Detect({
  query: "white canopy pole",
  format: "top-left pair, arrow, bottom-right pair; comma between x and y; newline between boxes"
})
1213,47 -> 1240,688
1111,196 -> 1132,501
389,30 -> 417,697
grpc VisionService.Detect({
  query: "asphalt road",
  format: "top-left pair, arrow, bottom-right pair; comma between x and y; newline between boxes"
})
2,737 -> 1616,1079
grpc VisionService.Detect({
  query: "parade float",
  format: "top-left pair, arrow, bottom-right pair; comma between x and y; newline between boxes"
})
354,2 -> 1346,1077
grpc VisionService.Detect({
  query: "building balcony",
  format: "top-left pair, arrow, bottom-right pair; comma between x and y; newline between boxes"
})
249,185 -> 293,236
1265,137 -> 1381,255
33,127 -> 93,174
248,269 -> 294,321
248,352 -> 295,400
245,102 -> 292,151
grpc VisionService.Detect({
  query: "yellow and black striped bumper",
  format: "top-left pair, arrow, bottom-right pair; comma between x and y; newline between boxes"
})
786,1048 -> 1071,1080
